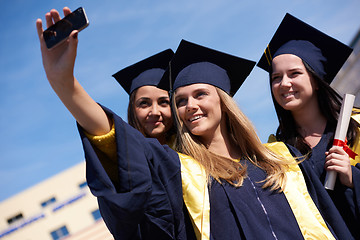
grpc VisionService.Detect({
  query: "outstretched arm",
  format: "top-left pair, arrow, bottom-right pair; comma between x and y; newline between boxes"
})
36,7 -> 111,135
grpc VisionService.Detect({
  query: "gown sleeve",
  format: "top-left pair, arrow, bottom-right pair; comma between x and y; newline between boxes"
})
83,121 -> 119,186
77,105 -> 192,240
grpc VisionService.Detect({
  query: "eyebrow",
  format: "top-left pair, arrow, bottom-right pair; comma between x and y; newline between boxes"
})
272,67 -> 304,75
174,94 -> 184,101
176,87 -> 210,95
136,96 -> 169,102
136,97 -> 150,101
194,87 -> 210,92
135,97 -> 151,106
158,96 -> 170,100
288,67 -> 304,71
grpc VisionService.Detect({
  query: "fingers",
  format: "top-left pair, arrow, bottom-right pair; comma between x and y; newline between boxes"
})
50,9 -> 61,24
325,146 -> 350,170
325,157 -> 353,188
36,18 -> 49,52
325,146 -> 349,167
45,7 -> 71,29
45,10 -> 60,28
63,7 -> 72,16
325,158 -> 348,169
40,7 -> 73,51
45,12 -> 53,29
68,30 -> 79,52
324,157 -> 350,177
328,146 -> 346,154
36,19 -> 44,40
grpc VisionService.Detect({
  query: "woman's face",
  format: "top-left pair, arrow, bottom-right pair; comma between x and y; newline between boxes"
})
175,83 -> 223,142
271,54 -> 318,113
134,85 -> 173,138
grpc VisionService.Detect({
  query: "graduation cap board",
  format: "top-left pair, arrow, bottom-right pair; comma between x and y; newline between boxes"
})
160,39 -> 256,96
257,13 -> 352,84
113,49 -> 174,95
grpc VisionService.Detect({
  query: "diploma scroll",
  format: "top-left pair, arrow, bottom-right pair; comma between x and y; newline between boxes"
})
324,93 -> 356,190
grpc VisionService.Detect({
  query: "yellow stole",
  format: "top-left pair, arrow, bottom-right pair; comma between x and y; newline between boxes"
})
350,114 -> 360,166
179,146 -> 336,240
178,153 -> 210,240
265,142 -> 335,240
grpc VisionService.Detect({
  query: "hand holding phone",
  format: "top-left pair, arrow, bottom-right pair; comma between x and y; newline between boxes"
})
43,7 -> 89,49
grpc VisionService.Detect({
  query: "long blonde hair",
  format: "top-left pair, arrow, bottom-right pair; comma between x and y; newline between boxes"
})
172,87 -> 290,191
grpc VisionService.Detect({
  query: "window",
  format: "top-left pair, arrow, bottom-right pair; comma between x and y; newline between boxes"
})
41,197 -> 56,208
7,213 -> 23,225
78,181 -> 87,189
91,209 -> 102,221
50,226 -> 69,240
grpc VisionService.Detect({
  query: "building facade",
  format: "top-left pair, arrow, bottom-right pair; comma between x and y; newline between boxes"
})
331,29 -> 360,107
0,162 -> 113,240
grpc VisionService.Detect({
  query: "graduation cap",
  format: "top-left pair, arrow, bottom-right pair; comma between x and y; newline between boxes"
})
159,40 -> 256,96
112,49 -> 174,95
257,13 -> 352,84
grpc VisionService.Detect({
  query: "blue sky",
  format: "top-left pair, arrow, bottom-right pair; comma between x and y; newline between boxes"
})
1,0 -> 359,202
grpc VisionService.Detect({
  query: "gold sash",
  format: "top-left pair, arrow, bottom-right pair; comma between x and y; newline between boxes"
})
265,142 -> 335,240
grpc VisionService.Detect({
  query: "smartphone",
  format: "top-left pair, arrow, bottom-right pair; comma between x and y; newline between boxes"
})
43,7 -> 89,49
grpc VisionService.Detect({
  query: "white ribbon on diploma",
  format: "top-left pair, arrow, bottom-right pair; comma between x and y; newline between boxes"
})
324,93 -> 356,190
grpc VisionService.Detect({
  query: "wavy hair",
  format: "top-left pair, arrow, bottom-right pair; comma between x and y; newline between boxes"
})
172,87 -> 292,191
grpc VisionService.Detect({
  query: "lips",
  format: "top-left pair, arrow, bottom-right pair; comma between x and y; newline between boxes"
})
282,91 -> 296,98
146,120 -> 162,126
188,114 -> 204,122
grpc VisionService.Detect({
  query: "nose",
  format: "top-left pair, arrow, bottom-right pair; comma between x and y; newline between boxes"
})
280,75 -> 292,87
186,97 -> 197,112
149,104 -> 160,116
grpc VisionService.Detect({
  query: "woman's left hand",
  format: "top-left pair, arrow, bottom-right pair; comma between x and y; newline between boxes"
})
325,146 -> 353,188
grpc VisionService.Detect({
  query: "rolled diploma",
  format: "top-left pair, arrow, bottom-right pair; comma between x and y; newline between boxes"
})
324,93 -> 356,190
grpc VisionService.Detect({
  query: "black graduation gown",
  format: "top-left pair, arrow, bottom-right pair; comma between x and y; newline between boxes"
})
78,106 -> 195,240
209,161 -> 304,239
78,107 -> 317,240
285,124 -> 360,239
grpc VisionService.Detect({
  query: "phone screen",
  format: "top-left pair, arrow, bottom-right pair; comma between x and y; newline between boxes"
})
43,7 -> 89,49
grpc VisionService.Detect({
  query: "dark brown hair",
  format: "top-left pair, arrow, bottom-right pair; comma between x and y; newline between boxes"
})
270,60 -> 359,154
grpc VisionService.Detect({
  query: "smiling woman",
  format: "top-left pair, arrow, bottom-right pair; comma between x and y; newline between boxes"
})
257,13 -> 360,239
132,86 -> 173,142
175,84 -> 223,143
112,49 -> 175,145
271,54 -> 320,115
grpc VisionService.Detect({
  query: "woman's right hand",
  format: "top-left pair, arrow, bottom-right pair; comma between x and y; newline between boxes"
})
36,7 -> 78,86
36,7 -> 112,136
